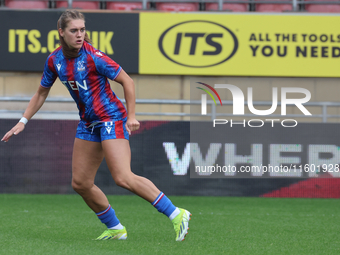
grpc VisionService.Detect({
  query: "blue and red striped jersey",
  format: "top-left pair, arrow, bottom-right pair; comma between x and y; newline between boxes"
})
40,41 -> 127,126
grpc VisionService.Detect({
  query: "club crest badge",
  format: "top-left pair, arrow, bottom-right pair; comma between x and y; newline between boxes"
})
77,61 -> 85,71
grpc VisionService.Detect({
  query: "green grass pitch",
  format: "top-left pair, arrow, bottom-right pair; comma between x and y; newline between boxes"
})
0,194 -> 339,255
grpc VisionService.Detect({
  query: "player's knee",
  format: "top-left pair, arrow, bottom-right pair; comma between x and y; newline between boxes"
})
114,176 -> 131,190
72,179 -> 93,194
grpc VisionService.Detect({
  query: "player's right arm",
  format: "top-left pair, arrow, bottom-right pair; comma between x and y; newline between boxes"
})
1,85 -> 51,142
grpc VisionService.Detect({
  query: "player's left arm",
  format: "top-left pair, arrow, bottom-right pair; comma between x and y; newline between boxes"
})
115,69 -> 140,134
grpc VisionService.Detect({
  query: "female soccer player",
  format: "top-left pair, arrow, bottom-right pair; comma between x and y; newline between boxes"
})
1,10 -> 190,241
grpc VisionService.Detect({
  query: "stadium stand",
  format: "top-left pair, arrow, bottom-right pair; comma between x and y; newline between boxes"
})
155,2 -> 199,11
5,0 -> 49,9
205,1 -> 248,11
255,0 -> 293,12
56,0 -> 100,9
305,0 -> 340,12
2,0 -> 340,13
106,1 -> 144,10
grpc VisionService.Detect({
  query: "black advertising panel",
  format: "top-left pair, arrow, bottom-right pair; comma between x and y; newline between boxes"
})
189,122 -> 340,179
0,10 -> 139,73
0,119 -> 339,197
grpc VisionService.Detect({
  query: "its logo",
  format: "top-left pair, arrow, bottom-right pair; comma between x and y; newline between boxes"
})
196,82 -> 222,115
96,51 -> 103,56
158,20 -> 238,68
56,63 -> 61,71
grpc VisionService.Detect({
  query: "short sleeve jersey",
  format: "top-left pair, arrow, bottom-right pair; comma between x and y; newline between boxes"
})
40,41 -> 127,126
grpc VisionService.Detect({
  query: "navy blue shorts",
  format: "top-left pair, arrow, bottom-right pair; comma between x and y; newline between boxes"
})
75,118 -> 129,142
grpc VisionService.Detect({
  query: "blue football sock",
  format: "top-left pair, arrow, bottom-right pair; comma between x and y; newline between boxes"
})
96,205 -> 120,229
152,192 -> 177,218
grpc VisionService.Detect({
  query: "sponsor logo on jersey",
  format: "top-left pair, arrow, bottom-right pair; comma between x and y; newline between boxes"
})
61,80 -> 88,91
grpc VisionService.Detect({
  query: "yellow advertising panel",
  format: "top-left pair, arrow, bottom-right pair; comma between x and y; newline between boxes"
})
140,13 -> 340,77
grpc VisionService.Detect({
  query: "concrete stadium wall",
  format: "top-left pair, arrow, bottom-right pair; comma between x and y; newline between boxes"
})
1,71 -> 340,122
